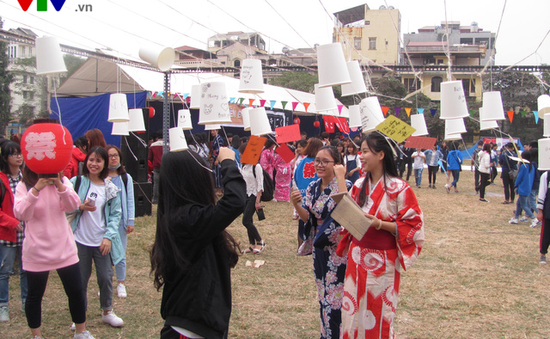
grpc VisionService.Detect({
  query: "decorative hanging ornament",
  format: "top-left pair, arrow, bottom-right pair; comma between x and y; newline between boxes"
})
21,123 -> 73,176
313,121 -> 320,128
147,107 -> 155,118
294,118 -> 301,125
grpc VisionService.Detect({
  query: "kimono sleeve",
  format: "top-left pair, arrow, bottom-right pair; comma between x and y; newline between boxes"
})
394,185 -> 425,270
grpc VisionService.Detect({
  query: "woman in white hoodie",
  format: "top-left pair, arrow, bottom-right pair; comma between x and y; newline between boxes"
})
478,143 -> 492,202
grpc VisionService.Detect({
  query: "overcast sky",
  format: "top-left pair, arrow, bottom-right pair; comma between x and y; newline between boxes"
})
0,0 -> 548,66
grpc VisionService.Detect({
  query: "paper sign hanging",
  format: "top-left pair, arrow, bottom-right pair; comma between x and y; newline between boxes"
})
405,136 -> 437,150
405,108 -> 412,117
275,124 -> 301,144
241,135 -> 267,165
381,106 -> 390,117
270,100 -> 276,110
430,108 -> 437,117
292,102 -> 299,111
275,143 -> 295,164
375,115 -> 416,144
507,110 -> 514,123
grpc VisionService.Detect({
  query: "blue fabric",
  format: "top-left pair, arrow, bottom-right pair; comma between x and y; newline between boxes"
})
345,155 -> 360,183
294,157 -> 318,197
0,244 -> 27,307
50,92 -> 147,147
515,163 -> 535,196
414,168 -> 423,186
515,195 -> 535,219
447,150 -> 463,170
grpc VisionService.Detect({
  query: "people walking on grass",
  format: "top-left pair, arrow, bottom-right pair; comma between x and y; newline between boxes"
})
411,148 -> 426,188
150,148 -> 245,339
337,131 -> 424,339
471,140 -> 484,194
291,145 -> 352,339
106,145 -> 135,299
14,163 -> 94,338
70,146 -> 124,328
509,151 -> 537,227
424,144 -> 444,189
478,143 -> 492,202
0,141 -> 26,322
499,143 -> 518,204
446,142 -> 463,193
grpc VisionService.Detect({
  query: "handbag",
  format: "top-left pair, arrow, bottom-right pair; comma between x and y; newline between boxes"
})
509,169 -> 518,181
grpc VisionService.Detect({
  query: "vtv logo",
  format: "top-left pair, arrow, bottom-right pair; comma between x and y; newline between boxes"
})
17,0 -> 67,12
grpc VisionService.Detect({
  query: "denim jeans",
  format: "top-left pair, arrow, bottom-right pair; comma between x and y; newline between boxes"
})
414,168 -> 423,187
530,189 -> 538,213
76,242 -> 114,311
515,195 -> 535,219
0,244 -> 27,307
115,221 -> 127,282
451,170 -> 460,188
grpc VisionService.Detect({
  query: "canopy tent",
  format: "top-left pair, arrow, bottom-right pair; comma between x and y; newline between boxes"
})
56,58 -> 349,116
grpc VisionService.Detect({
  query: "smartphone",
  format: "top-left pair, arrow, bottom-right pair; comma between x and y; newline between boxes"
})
256,207 -> 266,221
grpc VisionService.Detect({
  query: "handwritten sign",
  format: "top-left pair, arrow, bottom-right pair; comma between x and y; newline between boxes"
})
405,136 -> 437,150
275,143 -> 295,163
275,124 -> 301,144
375,115 -> 416,143
241,135 -> 267,165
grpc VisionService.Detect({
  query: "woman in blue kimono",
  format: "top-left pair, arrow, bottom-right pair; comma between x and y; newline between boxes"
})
291,145 -> 352,339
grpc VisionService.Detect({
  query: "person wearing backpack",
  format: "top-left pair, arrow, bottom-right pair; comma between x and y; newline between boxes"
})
238,144 -> 265,254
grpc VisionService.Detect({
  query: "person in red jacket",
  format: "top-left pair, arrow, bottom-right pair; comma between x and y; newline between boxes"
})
63,137 -> 88,179
0,141 -> 26,322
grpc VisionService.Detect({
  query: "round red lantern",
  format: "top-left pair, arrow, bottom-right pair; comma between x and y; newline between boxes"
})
148,107 -> 155,118
21,123 -> 73,176
313,121 -> 320,128
294,118 -> 300,124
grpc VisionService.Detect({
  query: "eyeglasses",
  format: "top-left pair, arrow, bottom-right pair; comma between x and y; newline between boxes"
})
108,154 -> 120,159
313,159 -> 334,167
8,153 -> 22,158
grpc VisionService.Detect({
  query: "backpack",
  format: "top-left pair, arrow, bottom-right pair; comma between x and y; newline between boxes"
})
252,165 -> 274,202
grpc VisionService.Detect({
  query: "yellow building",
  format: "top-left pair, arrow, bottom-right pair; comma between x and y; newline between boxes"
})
333,4 -> 401,65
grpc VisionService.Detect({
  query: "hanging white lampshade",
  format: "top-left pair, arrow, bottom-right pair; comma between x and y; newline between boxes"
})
239,59 -> 264,94
538,94 -> 550,119
128,109 -> 146,132
242,107 -> 251,131
314,84 -> 337,112
249,107 -> 273,136
339,106 -> 350,118
359,97 -> 385,132
348,105 -> 362,128
481,91 -> 506,121
139,46 -> 175,72
198,82 -> 231,125
190,85 -> 201,109
204,124 -> 221,131
538,138 -> 550,170
440,81 -> 469,119
445,118 -> 467,135
112,122 -> 129,136
544,113 -> 550,137
177,109 -> 193,130
341,61 -> 367,96
169,127 -> 188,152
411,114 -> 429,136
444,132 -> 463,141
35,36 -> 67,75
317,43 -> 351,88
108,93 -> 129,122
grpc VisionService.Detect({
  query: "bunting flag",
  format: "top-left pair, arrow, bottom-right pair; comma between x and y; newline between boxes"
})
292,102 -> 299,111
157,91 -> 164,98
430,108 -> 437,117
183,93 -> 189,100
270,100 -> 276,110
337,105 -> 344,115
405,107 -> 412,117
281,101 -> 288,110
534,111 -> 539,124
507,110 -> 514,123
260,100 -> 266,107
417,108 -> 425,115
303,103 -> 310,112
249,98 -> 255,107
147,92 -> 152,99
382,106 -> 390,117
520,110 -> 526,117
238,98 -> 245,105
323,116 -> 335,133
186,97 -> 190,105
177,94 -> 185,105
174,92 -> 180,99
230,97 -> 236,104
395,107 -> 401,117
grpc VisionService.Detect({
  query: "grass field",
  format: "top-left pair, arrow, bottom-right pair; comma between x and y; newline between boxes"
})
2,169 -> 550,338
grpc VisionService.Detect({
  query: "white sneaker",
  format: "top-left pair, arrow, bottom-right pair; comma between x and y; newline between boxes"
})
71,322 -> 76,331
74,330 -> 96,339
519,216 -> 529,222
117,283 -> 127,298
509,218 -> 519,224
530,219 -> 539,228
102,310 -> 124,327
0,306 -> 9,322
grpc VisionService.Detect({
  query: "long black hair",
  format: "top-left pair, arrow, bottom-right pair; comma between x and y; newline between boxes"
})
0,141 -> 21,175
150,150 -> 240,290
82,146 -> 109,179
318,145 -> 343,165
357,131 -> 399,207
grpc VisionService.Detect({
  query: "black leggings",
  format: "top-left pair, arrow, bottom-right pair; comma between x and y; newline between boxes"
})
502,173 -> 515,202
541,219 -> 550,255
25,263 -> 86,329
428,166 -> 438,185
242,194 -> 262,245
479,172 -> 490,199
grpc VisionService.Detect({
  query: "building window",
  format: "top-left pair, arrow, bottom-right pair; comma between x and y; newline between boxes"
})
461,79 -> 476,94
354,38 -> 362,50
365,20 -> 370,25
29,92 -> 34,100
21,46 -> 26,56
30,76 -> 34,84
431,76 -> 443,92
23,75 -> 27,83
404,78 -> 421,93
369,38 -> 377,50
234,59 -> 241,68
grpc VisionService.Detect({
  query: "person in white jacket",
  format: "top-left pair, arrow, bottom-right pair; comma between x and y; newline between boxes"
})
478,143 -> 492,202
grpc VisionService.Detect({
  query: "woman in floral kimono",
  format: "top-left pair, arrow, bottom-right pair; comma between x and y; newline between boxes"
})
337,131 -> 424,339
291,145 -> 352,339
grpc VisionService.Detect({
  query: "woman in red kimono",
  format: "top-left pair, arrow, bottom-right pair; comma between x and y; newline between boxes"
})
337,131 -> 424,339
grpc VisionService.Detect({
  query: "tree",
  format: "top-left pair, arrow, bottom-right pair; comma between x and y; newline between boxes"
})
0,17 -> 13,134
268,71 -> 317,93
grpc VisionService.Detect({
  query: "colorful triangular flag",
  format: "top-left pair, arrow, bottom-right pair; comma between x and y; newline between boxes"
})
417,108 -> 425,115
292,102 -> 299,111
281,101 -> 288,110
430,108 -> 437,117
405,107 -> 412,117
303,103 -> 310,112
534,111 -> 539,124
337,105 -> 344,115
260,100 -> 266,107
270,100 -> 276,110
382,106 -> 390,117
395,107 -> 401,117
507,110 -> 514,123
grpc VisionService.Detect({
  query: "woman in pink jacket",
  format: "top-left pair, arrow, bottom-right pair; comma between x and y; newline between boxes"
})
14,166 -> 95,339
